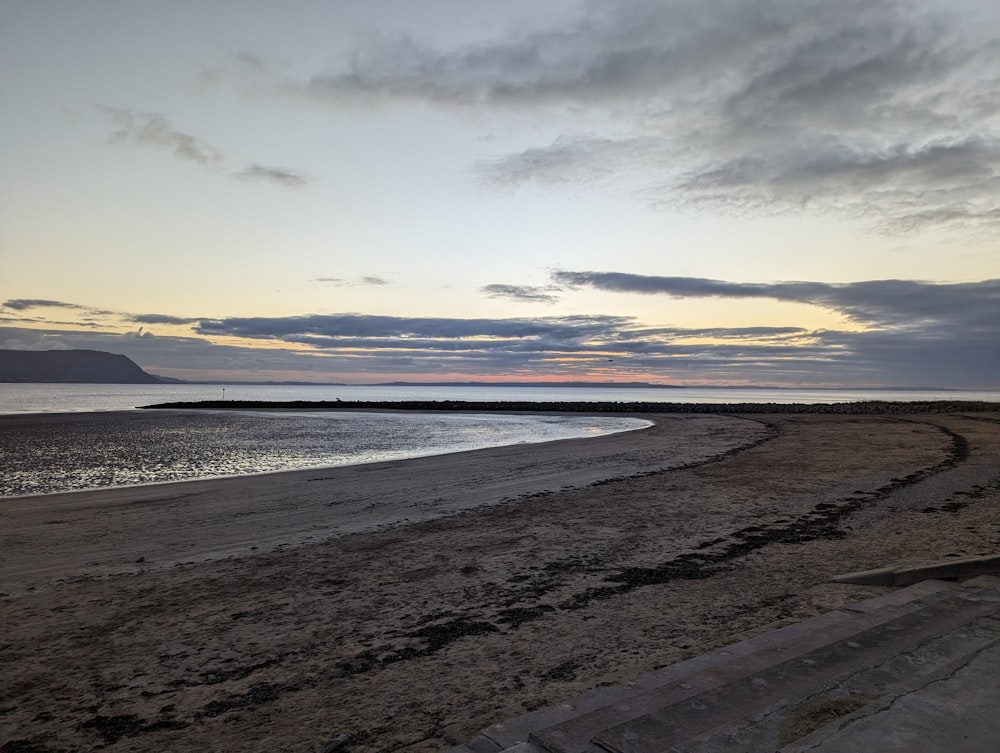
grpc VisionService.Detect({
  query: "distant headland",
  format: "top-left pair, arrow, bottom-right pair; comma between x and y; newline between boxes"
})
0,349 -> 166,384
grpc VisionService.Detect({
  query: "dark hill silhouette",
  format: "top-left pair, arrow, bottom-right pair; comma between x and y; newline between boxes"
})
0,349 -> 165,383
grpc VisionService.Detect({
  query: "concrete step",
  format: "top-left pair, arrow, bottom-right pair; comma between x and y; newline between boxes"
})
961,573 -> 1000,591
527,581 -> 980,753
659,618 -> 1000,752
468,580 -> 961,753
444,578 -> 1000,753
589,593 -> 999,753
777,623 -> 1000,753
834,553 -> 1000,587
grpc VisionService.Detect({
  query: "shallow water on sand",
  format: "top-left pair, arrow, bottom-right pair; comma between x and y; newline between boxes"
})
0,409 -> 649,497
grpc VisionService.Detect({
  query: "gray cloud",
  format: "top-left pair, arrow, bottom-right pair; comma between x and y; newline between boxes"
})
235,51 -> 267,73
3,299 -> 84,311
188,288 -> 998,387
552,270 -> 1000,330
311,276 -> 390,286
184,312 -> 835,384
105,108 -> 224,167
130,313 -> 202,325
482,283 -> 560,303
235,164 -> 309,187
195,313 -> 631,343
814,326 -> 999,387
2,300 -> 120,328
306,0 -> 1000,233
103,107 -> 307,188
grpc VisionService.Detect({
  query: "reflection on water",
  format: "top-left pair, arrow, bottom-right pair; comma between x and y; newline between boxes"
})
0,410 -> 649,497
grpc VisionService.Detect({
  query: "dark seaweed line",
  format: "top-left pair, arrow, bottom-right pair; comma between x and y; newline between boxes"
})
504,417 -> 778,503
556,416 -> 971,609
590,417 -> 778,486
334,417 -> 974,677
141,399 -> 999,414
958,414 -> 1000,425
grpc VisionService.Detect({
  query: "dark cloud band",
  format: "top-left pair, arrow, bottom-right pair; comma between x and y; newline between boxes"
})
551,271 -> 1000,330
3,299 -> 84,311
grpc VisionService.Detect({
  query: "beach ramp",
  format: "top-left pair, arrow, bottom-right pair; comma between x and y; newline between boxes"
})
446,574 -> 1000,753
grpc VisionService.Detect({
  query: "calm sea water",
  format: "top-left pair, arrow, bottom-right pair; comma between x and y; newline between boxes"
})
0,408 -> 650,498
2,383 -> 995,498
1,382 -> 997,414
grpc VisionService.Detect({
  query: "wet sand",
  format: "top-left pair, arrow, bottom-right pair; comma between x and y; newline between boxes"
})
2,410 -> 999,753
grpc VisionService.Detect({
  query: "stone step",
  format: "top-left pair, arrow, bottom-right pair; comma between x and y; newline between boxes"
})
728,611 -> 1000,752
461,580 -> 959,753
525,582 -> 977,753
588,593 -> 999,753
445,579 -> 1000,753
777,621 -> 1000,753
833,553 -> 1000,587
961,573 -> 1000,591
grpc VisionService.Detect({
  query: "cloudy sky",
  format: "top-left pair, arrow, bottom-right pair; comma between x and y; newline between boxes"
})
2,0 -> 998,387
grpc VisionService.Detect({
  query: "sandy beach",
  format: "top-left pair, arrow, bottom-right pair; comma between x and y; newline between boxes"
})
2,410 -> 999,753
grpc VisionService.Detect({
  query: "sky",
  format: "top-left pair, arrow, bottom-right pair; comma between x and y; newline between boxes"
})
1,0 -> 998,388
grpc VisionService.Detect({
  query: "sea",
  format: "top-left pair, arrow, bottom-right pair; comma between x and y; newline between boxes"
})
1,383 -> 996,498
4,382 -> 998,414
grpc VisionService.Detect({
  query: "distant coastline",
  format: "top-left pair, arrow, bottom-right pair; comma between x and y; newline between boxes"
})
141,399 -> 1000,414
4,383 -> 997,416
370,380 -> 684,388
